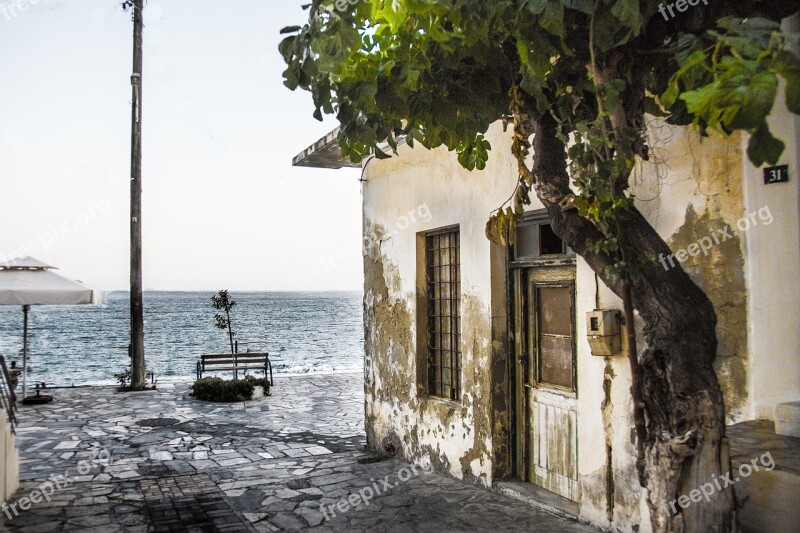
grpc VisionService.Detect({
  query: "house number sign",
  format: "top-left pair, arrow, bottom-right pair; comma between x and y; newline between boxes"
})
764,165 -> 789,185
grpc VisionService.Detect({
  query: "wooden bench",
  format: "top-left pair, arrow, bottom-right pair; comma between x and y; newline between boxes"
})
196,353 -> 273,385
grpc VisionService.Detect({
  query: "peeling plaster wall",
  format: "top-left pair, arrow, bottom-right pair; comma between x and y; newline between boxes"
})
575,253 -> 653,531
575,118 -> 797,530
579,123 -> 755,531
362,122 -> 521,486
634,124 -> 751,422
360,112 -> 797,530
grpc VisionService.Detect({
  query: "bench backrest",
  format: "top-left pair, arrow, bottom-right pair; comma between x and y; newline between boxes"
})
200,353 -> 269,366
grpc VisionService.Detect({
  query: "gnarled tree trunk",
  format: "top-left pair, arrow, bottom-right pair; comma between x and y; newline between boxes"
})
523,112 -> 735,532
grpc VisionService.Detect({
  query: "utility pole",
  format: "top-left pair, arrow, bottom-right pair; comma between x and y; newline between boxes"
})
129,0 -> 145,389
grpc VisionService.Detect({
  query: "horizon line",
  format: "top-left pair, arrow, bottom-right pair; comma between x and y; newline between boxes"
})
106,288 -> 364,293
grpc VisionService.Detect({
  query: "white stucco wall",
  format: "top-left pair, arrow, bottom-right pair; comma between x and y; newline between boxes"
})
743,15 -> 800,420
362,122 -> 523,484
1,413 -> 19,503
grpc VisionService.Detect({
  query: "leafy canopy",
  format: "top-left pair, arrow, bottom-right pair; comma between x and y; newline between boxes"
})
211,289 -> 237,353
281,0 -> 799,169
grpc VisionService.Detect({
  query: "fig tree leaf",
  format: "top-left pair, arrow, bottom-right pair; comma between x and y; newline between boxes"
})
747,122 -> 785,167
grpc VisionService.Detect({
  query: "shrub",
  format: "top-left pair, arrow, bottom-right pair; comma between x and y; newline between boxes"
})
244,375 -> 271,396
114,368 -> 155,389
191,377 -> 255,402
115,369 -> 132,387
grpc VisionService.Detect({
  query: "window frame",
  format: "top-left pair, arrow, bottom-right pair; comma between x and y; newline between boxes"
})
512,210 -> 575,263
530,280 -> 577,394
416,225 -> 462,403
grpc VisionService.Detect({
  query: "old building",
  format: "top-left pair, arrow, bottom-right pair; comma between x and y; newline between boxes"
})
294,97 -> 800,529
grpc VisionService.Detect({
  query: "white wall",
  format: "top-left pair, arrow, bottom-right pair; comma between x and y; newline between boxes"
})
362,122 -> 524,484
362,123 -> 525,302
743,15 -> 800,418
1,413 -> 19,503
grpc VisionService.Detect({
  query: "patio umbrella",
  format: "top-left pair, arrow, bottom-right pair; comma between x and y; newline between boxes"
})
0,257 -> 103,399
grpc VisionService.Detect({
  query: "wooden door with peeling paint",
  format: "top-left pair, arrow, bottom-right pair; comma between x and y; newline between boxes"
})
527,274 -> 579,501
513,264 -> 579,502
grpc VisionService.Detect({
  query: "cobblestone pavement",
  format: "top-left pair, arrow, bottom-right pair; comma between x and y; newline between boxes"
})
1,373 -> 597,532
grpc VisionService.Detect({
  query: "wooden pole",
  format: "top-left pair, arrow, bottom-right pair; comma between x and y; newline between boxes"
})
129,0 -> 146,389
22,305 -> 29,400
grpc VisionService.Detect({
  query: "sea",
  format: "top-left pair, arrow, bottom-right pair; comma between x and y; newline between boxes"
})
0,291 -> 364,387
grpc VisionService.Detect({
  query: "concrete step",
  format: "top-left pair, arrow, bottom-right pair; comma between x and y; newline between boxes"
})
493,480 -> 580,521
776,401 -> 800,438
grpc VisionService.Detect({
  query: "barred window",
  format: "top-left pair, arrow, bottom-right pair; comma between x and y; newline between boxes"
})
425,228 -> 461,400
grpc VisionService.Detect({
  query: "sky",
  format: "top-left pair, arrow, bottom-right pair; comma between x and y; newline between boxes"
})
0,0 -> 363,291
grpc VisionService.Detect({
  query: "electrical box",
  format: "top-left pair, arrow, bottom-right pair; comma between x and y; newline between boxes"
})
586,310 -> 621,356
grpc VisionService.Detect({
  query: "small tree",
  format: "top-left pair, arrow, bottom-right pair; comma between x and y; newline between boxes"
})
211,290 -> 236,354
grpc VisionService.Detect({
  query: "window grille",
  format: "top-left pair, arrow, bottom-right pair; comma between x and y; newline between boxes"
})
425,229 -> 461,400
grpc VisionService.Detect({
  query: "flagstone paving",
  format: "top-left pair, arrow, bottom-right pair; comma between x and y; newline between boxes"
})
1,373 -> 597,532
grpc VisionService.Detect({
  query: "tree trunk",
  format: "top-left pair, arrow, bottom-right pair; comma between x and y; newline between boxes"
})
524,113 -> 735,532
227,309 -> 235,355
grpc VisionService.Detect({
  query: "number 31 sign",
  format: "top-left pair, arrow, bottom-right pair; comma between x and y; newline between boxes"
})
764,165 -> 789,184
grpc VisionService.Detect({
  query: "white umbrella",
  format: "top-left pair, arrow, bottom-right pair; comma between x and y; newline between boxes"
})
0,257 -> 103,399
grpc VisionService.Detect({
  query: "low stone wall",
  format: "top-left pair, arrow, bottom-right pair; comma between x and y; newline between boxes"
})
1,414 -> 19,502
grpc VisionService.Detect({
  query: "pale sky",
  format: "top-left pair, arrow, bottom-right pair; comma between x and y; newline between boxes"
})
0,0 -> 363,291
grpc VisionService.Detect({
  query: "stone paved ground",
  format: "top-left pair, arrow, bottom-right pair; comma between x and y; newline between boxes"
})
726,419 -> 800,532
1,373 -> 597,532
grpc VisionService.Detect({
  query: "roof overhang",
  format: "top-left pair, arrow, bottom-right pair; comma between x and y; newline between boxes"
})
292,128 -> 361,169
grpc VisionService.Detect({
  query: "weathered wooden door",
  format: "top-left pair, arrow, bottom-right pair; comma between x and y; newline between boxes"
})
514,266 -> 579,501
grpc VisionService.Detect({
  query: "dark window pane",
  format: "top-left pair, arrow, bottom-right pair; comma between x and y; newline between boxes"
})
515,220 -> 572,259
516,223 -> 540,258
539,224 -> 564,255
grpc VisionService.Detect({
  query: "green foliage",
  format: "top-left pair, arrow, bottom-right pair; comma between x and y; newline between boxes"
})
115,367 -> 154,388
280,1 -> 799,279
243,375 -> 271,394
114,368 -> 131,387
661,17 -> 798,166
211,290 -> 237,354
457,135 -> 491,171
191,377 -> 268,402
280,1 -> 797,166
